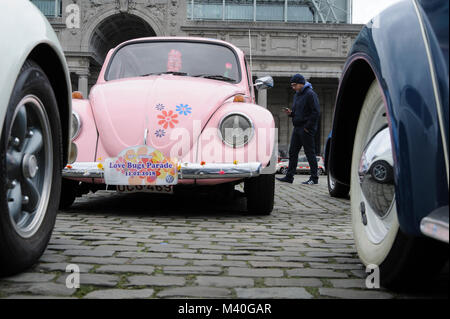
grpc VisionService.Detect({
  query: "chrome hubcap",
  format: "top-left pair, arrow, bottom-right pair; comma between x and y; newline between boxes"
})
357,102 -> 396,245
358,127 -> 395,219
6,95 -> 53,238
22,153 -> 39,179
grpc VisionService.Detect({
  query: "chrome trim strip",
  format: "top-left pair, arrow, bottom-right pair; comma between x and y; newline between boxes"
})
412,0 -> 449,189
144,128 -> 148,145
63,162 -> 262,179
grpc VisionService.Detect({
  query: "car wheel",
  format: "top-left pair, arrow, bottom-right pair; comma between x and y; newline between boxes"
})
350,80 -> 447,290
0,60 -> 62,276
280,167 -> 288,175
59,178 -> 79,209
327,158 -> 349,198
318,168 -> 324,175
244,173 -> 274,215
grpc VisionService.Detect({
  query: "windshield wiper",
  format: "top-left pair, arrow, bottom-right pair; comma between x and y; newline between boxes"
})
192,74 -> 235,82
141,71 -> 188,77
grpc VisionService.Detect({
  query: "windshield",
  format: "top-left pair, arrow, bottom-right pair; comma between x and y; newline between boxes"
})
106,41 -> 241,83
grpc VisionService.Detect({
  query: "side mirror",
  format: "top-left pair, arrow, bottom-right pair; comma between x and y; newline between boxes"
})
254,76 -> 274,91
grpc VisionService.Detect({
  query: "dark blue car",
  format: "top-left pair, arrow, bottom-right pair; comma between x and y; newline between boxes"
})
327,0 -> 448,290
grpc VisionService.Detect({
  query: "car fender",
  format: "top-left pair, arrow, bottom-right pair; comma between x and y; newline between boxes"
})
72,99 -> 98,163
0,0 -> 72,163
329,0 -> 449,236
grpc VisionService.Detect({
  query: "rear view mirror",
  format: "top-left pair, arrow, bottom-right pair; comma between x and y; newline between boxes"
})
254,76 -> 274,91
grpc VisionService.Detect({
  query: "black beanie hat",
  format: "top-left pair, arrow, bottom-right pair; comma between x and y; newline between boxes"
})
290,74 -> 306,84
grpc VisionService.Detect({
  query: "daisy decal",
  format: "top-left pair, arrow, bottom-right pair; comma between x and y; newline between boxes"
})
157,110 -> 179,129
155,103 -> 165,111
155,129 -> 166,138
175,104 -> 192,116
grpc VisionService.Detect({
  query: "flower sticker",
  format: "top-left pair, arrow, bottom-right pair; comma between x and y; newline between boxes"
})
155,103 -> 165,111
176,104 -> 192,116
155,129 -> 166,138
167,49 -> 182,72
157,110 -> 179,129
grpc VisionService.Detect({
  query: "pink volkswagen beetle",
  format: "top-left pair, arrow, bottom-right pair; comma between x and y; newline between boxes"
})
62,37 -> 276,214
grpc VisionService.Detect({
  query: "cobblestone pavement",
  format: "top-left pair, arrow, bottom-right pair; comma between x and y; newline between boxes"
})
0,176 -> 448,299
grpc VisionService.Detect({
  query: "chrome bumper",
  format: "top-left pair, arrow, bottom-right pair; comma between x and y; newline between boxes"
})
62,162 -> 262,180
179,162 -> 261,179
420,206 -> 449,243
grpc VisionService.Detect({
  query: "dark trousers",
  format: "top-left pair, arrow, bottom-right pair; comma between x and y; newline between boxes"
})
286,127 -> 318,181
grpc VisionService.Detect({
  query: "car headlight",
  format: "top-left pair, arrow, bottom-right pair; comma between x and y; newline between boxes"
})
71,111 -> 81,140
219,113 -> 254,148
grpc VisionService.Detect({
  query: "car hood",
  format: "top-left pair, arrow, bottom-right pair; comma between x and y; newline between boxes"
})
89,75 -> 244,159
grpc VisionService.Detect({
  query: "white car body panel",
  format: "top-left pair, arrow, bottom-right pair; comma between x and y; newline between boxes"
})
0,0 -> 71,135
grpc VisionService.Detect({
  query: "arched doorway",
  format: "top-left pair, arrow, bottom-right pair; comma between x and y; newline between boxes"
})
89,13 -> 156,65
74,13 -> 156,95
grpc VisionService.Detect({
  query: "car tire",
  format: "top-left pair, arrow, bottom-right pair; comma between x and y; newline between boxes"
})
59,178 -> 79,209
350,80 -> 448,290
318,168 -> 324,175
244,173 -> 274,215
327,157 -> 350,198
0,60 -> 62,276
280,167 -> 288,175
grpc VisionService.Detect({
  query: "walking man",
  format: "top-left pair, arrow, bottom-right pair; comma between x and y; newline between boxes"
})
277,74 -> 320,185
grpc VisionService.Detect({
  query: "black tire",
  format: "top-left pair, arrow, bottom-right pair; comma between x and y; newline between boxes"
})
59,178 -> 79,209
0,60 -> 62,276
280,167 -> 288,175
327,167 -> 350,198
318,168 -> 324,175
378,232 -> 448,290
244,173 -> 274,215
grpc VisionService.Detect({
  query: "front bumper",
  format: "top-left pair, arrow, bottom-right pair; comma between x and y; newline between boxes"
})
63,162 -> 262,180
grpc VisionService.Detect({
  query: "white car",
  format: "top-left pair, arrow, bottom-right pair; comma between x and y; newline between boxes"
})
0,0 -> 71,276
277,156 -> 326,175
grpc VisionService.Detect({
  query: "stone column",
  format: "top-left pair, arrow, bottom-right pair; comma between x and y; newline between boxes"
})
257,89 -> 267,108
77,72 -> 89,98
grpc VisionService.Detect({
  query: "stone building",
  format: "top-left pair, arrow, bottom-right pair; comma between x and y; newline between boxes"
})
31,0 -> 363,155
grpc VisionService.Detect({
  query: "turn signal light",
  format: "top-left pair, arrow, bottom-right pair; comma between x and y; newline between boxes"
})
233,95 -> 245,103
72,91 -> 83,99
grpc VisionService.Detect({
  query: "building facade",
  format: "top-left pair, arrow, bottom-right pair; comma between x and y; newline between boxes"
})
32,0 -> 363,155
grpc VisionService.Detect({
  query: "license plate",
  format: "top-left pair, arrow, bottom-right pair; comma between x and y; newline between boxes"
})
103,145 -> 178,186
116,185 -> 174,194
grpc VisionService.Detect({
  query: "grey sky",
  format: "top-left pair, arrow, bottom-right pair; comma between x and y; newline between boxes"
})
352,0 -> 404,24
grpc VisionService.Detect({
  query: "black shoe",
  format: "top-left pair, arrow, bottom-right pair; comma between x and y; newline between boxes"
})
302,178 -> 318,185
276,176 -> 293,184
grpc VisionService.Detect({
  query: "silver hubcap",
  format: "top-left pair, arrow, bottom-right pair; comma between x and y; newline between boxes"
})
358,103 -> 396,244
22,153 -> 39,179
6,95 -> 53,238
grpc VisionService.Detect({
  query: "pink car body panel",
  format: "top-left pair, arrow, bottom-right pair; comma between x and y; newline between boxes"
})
69,37 -> 274,185
72,99 -> 97,162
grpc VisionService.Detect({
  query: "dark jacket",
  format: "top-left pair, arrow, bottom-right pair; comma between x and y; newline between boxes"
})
289,82 -> 320,133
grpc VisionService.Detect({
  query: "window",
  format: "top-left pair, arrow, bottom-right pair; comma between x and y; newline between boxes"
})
30,0 -> 62,17
106,40 -> 241,83
188,0 -> 320,22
